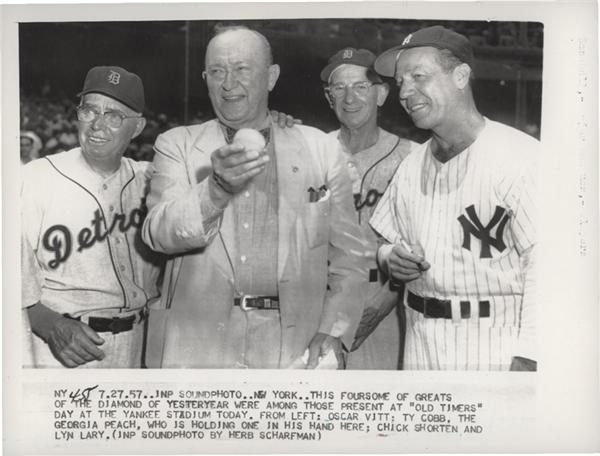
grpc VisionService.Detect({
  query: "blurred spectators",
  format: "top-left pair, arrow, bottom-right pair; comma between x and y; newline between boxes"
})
20,130 -> 42,165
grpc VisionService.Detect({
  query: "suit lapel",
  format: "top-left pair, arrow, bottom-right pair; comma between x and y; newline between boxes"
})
273,126 -> 306,281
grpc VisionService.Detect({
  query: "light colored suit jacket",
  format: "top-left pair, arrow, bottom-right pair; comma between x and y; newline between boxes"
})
142,119 -> 368,368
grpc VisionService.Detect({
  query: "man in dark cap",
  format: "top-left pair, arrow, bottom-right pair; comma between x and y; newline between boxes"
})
370,26 -> 539,371
21,66 -> 163,368
320,47 -> 415,369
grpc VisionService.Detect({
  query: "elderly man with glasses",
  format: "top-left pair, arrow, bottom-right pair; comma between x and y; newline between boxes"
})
21,66 -> 163,368
321,48 -> 416,369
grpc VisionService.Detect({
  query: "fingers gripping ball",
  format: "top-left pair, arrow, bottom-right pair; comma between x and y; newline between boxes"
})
233,128 -> 266,154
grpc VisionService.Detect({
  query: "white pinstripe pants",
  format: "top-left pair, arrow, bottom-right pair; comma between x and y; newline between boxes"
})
403,305 -> 517,371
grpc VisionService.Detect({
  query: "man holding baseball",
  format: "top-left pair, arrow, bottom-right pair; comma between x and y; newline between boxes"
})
370,26 -> 539,371
142,25 -> 368,369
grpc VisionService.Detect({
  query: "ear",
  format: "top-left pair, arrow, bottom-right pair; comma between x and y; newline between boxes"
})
453,63 -> 472,90
376,82 -> 390,107
323,88 -> 334,109
131,117 -> 147,140
267,64 -> 281,91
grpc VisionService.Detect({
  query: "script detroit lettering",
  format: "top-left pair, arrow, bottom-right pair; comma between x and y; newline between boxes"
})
42,207 -> 145,269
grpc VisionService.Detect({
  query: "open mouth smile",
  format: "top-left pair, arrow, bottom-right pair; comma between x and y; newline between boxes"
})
89,136 -> 109,144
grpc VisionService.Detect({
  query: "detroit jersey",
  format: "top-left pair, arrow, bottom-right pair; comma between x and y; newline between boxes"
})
330,128 -> 414,370
21,148 -> 162,367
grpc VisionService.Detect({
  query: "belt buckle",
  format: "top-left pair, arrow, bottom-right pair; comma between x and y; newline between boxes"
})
239,294 -> 257,312
108,316 -> 125,334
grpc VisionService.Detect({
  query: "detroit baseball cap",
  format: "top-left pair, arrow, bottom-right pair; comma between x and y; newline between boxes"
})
78,66 -> 145,113
320,47 -> 383,83
374,25 -> 474,77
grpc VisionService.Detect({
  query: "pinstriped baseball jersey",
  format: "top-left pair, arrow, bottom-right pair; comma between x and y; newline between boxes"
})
21,148 -> 163,367
370,118 -> 539,370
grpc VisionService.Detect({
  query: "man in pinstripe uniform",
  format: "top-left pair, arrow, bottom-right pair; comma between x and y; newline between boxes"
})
370,26 -> 538,371
321,48 -> 415,369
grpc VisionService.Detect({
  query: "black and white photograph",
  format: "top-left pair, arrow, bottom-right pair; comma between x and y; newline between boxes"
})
2,1 -> 598,454
19,17 -> 543,371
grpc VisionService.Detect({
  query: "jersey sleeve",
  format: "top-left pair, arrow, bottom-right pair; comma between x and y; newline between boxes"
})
500,146 -> 538,254
497,136 -> 539,361
20,165 -> 45,308
369,167 -> 405,244
21,233 -> 42,308
514,245 -> 536,361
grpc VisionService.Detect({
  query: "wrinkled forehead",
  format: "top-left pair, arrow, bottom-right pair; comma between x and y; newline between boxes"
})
206,29 -> 269,66
329,64 -> 369,84
80,92 -> 135,114
394,46 -> 442,76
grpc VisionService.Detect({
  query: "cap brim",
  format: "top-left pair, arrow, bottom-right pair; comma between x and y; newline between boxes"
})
319,62 -> 341,83
374,45 -> 403,77
77,89 -> 143,113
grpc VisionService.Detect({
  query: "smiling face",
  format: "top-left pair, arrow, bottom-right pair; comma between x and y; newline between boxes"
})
394,46 -> 463,132
204,29 -> 280,129
77,93 -> 146,169
327,64 -> 388,131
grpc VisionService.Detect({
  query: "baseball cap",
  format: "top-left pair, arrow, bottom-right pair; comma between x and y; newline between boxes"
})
78,66 -> 145,113
320,47 -> 382,83
374,26 -> 474,77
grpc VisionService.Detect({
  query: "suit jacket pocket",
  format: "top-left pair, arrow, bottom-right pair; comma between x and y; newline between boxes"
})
303,191 -> 331,248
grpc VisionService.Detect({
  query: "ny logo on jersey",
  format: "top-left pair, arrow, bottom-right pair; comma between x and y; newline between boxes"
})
458,205 -> 510,258
107,70 -> 121,85
402,34 -> 413,45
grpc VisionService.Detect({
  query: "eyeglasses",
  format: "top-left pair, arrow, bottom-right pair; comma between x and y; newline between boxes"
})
326,81 -> 378,99
76,105 -> 141,129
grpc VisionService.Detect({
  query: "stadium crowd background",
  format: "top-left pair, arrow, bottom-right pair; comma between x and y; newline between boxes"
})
19,19 -> 543,164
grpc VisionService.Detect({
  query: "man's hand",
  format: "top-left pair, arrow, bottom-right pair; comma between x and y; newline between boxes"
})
269,110 -> 302,128
307,332 -> 345,369
27,303 -> 105,368
210,143 -> 269,196
388,243 -> 430,284
510,356 -> 537,371
46,318 -> 106,367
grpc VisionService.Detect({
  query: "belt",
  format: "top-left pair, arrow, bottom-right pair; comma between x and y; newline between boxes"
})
369,268 -> 378,283
64,309 -> 146,334
407,292 -> 490,319
234,295 -> 280,311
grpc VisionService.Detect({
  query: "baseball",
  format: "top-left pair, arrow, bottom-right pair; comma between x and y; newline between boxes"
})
233,128 -> 266,153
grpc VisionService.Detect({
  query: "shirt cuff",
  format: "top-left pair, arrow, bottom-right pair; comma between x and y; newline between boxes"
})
376,244 -> 394,274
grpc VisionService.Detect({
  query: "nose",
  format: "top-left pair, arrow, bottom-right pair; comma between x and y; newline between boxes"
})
90,113 -> 106,130
343,86 -> 356,104
222,70 -> 238,91
398,79 -> 415,101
